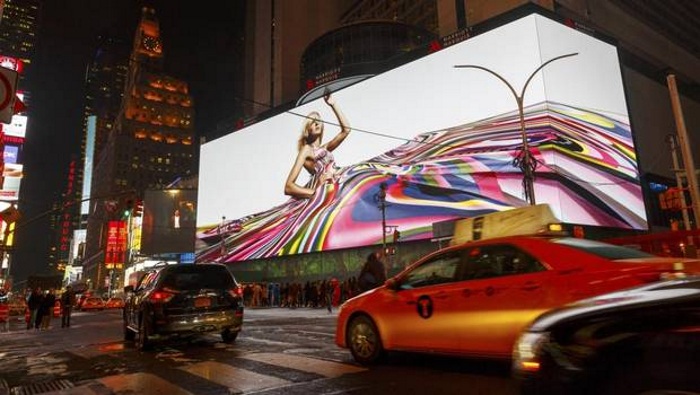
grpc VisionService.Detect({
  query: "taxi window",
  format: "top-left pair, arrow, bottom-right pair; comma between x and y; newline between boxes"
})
460,244 -> 544,280
400,251 -> 461,289
551,238 -> 655,259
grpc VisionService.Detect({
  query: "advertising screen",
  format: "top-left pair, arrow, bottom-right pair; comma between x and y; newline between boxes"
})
3,145 -> 18,164
197,14 -> 647,262
2,114 -> 27,138
141,189 -> 197,255
0,163 -> 22,201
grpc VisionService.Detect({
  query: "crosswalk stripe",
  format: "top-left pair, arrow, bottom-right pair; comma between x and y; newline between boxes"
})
181,361 -> 291,393
98,372 -> 194,395
238,352 -> 366,378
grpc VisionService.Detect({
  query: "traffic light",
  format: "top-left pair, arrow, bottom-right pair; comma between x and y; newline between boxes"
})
134,200 -> 144,217
393,229 -> 401,243
123,199 -> 133,218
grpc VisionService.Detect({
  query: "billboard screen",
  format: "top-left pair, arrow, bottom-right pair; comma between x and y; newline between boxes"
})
105,220 -> 127,270
3,145 -> 19,164
197,14 -> 647,262
141,189 -> 197,255
0,163 -> 22,201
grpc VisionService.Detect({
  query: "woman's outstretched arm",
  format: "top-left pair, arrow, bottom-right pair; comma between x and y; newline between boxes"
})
284,146 -> 315,199
324,93 -> 351,152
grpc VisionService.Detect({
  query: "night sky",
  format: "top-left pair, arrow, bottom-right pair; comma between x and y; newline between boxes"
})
12,0 -> 245,285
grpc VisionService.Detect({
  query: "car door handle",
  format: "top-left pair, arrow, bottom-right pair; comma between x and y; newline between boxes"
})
521,281 -> 541,291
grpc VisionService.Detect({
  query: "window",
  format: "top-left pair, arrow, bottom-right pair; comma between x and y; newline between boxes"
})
400,251 -> 461,289
551,238 -> 654,259
460,244 -> 544,280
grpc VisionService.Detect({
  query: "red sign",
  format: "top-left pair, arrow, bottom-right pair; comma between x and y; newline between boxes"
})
105,220 -> 127,269
0,56 -> 24,74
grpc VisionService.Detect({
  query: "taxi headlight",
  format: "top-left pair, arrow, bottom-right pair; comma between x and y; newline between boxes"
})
513,332 -> 550,373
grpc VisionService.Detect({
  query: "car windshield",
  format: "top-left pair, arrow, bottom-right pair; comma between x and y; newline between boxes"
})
160,265 -> 235,290
551,238 -> 656,259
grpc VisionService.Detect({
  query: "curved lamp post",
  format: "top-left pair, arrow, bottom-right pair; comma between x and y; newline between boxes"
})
454,52 -> 578,205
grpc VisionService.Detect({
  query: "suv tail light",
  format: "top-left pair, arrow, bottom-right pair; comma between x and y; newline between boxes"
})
149,290 -> 176,303
228,287 -> 243,298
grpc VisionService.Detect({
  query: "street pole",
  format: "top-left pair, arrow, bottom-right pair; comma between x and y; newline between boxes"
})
455,53 -> 578,206
378,183 -> 387,252
219,216 -> 226,256
668,135 -> 692,233
666,74 -> 700,231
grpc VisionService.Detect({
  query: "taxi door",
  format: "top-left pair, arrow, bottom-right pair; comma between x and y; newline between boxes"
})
454,244 -> 550,357
383,250 -> 466,353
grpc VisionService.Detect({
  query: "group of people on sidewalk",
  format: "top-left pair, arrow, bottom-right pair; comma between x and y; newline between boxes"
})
25,285 -> 76,331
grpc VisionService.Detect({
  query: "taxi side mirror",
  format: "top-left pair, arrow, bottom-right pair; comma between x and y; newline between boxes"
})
385,278 -> 399,291
124,285 -> 134,293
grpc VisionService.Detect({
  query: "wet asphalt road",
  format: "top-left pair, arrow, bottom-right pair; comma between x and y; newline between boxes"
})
0,307 -> 518,395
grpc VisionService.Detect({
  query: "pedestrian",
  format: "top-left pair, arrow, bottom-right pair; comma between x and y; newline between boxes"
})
61,285 -> 76,328
357,251 -> 387,293
0,299 -> 9,332
26,287 -> 43,330
39,289 -> 56,330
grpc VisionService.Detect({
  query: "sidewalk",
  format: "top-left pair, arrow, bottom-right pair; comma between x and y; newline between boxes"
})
245,306 -> 339,318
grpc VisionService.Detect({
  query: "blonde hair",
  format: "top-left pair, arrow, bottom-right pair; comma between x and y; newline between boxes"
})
298,111 -> 323,151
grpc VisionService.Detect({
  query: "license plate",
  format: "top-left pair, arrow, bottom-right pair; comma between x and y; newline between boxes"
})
194,297 -> 211,308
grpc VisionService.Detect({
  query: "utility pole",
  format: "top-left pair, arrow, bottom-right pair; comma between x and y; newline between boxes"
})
668,135 -> 692,233
667,74 -> 700,231
377,183 -> 388,252
219,216 -> 226,256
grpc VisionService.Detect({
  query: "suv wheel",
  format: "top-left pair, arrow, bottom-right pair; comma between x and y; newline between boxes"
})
123,315 -> 135,341
222,329 -> 238,343
137,313 -> 152,351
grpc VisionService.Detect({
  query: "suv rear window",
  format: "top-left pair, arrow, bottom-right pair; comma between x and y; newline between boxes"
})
551,238 -> 655,259
160,265 -> 235,290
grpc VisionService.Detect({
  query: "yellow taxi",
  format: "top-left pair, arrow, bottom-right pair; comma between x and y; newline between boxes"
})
335,207 -> 700,364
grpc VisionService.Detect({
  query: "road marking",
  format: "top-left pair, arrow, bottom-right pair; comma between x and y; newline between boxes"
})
98,372 -> 194,395
239,352 -> 366,378
181,361 -> 290,393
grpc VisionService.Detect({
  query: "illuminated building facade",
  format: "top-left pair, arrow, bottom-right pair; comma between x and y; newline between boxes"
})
83,7 -> 195,291
0,0 -> 39,289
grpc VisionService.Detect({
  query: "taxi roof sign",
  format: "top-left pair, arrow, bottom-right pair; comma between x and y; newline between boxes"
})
450,204 -> 562,246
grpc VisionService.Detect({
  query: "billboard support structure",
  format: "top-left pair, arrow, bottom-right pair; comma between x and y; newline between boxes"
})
454,52 -> 578,206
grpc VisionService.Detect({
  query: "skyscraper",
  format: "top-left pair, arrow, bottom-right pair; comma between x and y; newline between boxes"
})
83,7 -> 196,290
0,0 -> 39,93
0,0 -> 39,289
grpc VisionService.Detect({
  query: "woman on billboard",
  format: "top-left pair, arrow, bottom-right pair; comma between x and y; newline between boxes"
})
284,90 -> 351,199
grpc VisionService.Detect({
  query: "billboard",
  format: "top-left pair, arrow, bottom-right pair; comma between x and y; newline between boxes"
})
0,163 -> 22,201
105,220 -> 127,270
197,14 -> 647,262
141,189 -> 197,255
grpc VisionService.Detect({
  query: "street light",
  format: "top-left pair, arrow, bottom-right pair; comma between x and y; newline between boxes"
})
219,216 -> 226,256
454,53 -> 578,205
375,182 -> 388,251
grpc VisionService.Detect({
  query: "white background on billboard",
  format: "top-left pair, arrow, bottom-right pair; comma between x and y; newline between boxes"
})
2,114 -> 27,138
198,15 -> 632,226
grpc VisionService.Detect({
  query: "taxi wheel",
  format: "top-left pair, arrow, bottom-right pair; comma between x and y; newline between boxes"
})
348,315 -> 384,365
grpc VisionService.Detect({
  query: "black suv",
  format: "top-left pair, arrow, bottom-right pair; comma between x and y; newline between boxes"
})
123,263 -> 244,350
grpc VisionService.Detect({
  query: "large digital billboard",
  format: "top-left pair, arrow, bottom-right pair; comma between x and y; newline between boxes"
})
197,14 -> 647,262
